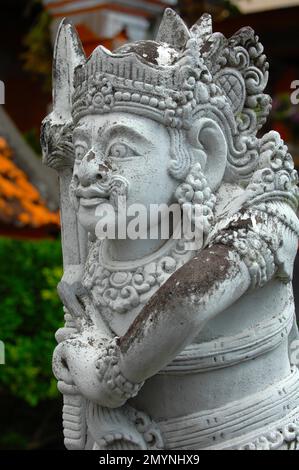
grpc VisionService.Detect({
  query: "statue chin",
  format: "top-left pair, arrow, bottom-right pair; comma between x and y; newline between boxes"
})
78,201 -> 118,238
77,204 -> 98,235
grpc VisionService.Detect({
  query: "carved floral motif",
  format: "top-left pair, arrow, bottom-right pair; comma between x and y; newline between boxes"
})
83,237 -> 193,315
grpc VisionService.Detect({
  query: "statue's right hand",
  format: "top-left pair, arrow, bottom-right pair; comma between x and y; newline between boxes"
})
52,336 -> 108,403
52,334 -> 134,408
52,341 -> 73,384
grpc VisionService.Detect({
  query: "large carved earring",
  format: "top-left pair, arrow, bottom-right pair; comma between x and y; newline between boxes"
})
172,118 -> 227,235
174,162 -> 216,235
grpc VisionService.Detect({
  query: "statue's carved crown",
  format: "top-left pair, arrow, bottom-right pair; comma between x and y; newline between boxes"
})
72,9 -> 271,136
43,9 -> 272,181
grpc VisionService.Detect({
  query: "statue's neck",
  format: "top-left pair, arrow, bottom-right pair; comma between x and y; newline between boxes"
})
106,237 -> 169,262
102,217 -> 180,262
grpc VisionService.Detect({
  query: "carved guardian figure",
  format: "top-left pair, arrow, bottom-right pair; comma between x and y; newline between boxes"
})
41,9 -> 299,450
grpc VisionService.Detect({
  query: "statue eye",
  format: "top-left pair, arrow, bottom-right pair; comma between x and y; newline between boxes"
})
108,143 -> 136,159
75,144 -> 88,160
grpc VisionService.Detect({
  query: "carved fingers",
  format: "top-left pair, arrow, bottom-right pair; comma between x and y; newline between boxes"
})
52,332 -> 142,408
52,342 -> 77,389
95,338 -> 144,408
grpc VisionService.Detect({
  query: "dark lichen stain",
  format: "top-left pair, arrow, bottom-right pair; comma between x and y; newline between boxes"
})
229,216 -> 252,230
114,41 -> 161,65
216,211 -> 264,242
119,244 -> 231,353
201,39 -> 214,55
86,150 -> 95,162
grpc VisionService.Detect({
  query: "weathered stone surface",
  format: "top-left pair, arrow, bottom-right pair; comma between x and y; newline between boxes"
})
42,10 -> 299,450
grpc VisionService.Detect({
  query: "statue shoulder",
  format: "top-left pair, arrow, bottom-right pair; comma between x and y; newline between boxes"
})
208,133 -> 299,288
213,130 -> 299,227
245,131 -> 299,211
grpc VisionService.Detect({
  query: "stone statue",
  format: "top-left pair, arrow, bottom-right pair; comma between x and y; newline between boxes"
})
41,9 -> 299,450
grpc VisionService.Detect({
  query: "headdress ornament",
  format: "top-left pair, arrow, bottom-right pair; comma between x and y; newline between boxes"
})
43,9 -> 271,180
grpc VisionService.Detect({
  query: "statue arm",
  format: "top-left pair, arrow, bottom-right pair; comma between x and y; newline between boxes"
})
53,203 -> 299,408
53,243 -> 250,406
118,244 -> 250,383
118,203 -> 299,383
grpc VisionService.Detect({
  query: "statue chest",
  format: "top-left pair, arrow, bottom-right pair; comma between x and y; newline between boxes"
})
82,239 -> 195,335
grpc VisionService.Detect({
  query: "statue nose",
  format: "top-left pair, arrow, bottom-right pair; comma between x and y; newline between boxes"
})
78,150 -> 110,187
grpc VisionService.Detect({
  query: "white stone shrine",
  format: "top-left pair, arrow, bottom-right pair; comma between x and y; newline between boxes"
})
41,9 -> 299,450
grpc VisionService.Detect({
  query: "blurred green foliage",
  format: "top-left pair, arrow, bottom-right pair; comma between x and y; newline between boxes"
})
0,237 -> 63,406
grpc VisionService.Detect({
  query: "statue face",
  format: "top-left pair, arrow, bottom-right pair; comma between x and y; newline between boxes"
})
71,112 -> 179,237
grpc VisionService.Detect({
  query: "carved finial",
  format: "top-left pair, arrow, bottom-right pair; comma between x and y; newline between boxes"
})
53,18 -> 86,123
155,8 -> 190,49
190,13 -> 213,44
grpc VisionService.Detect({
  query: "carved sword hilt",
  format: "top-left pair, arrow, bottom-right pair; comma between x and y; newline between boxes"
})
57,281 -> 88,450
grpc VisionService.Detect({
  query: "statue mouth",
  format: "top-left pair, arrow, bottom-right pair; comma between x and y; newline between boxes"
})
74,175 -> 129,212
76,184 -> 109,198
79,197 -> 109,208
76,185 -> 110,207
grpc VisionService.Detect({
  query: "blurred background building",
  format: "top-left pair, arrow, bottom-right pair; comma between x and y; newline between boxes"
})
0,0 -> 299,450
43,0 -> 177,53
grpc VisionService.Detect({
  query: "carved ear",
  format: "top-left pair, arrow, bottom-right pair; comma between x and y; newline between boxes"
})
156,8 -> 190,49
52,18 -> 86,124
188,118 -> 227,191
